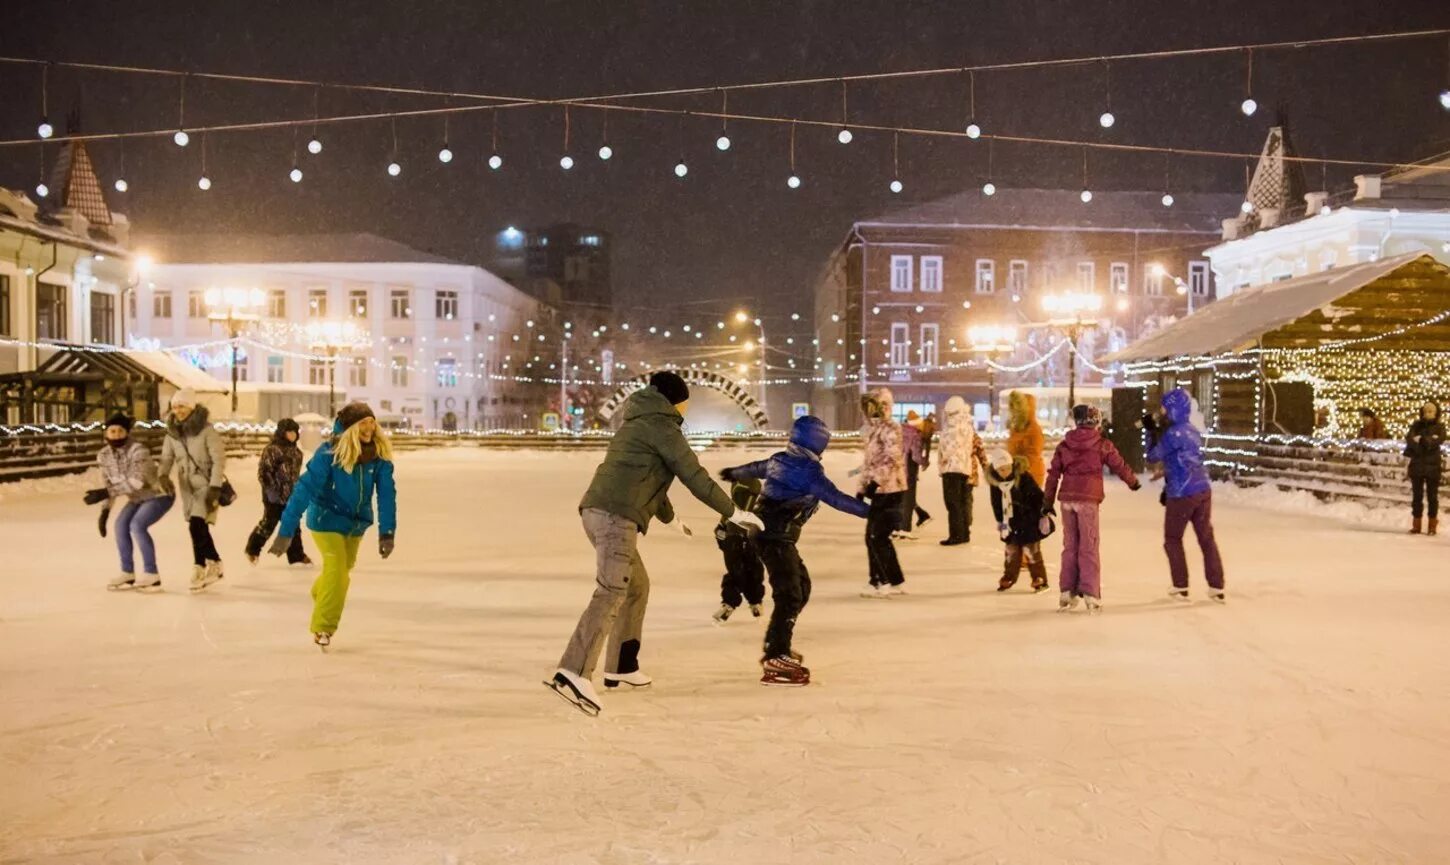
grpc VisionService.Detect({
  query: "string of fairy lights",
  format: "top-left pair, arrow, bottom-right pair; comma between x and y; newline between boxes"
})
5,28 -> 1450,201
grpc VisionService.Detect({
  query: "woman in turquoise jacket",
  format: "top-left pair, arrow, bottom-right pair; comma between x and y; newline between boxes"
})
271,402 -> 397,647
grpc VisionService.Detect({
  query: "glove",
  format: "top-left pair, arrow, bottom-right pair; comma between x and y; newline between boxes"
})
1129,482 -> 1142,492
157,476 -> 175,497
717,467 -> 735,481
83,488 -> 108,506
205,486 -> 222,510
670,520 -> 694,538
98,506 -> 110,538
268,535 -> 291,557
379,534 -> 395,559
728,511 -> 764,533
997,521 -> 1008,533
855,492 -> 867,503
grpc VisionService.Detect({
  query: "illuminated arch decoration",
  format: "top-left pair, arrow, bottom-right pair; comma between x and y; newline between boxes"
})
598,369 -> 769,429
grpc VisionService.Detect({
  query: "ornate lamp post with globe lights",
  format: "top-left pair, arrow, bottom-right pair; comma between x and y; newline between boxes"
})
306,320 -> 370,416
1040,290 -> 1104,409
205,286 -> 265,414
1151,262 -> 1195,314
967,323 -> 1018,430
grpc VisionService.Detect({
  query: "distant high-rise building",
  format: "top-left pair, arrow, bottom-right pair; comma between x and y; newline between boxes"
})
492,223 -> 612,310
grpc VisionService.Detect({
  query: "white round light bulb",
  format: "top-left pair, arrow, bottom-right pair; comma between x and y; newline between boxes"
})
716,135 -> 731,151
674,160 -> 688,178
1080,189 -> 1093,203
174,130 -> 190,147
387,161 -> 402,177
307,137 -> 323,155
787,174 -> 801,189
1161,192 -> 1175,207
197,175 -> 211,191
982,181 -> 997,196
37,120 -> 53,139
890,179 -> 904,194
598,145 -> 613,161
438,146 -> 453,164
837,127 -> 853,144
488,154 -> 503,170
560,155 -> 575,170
35,182 -> 49,198
1241,98 -> 1258,117
965,122 -> 981,139
1439,89 -> 1450,111
1241,200 -> 1254,214
114,178 -> 128,193
289,167 -> 303,183
1099,112 -> 1115,128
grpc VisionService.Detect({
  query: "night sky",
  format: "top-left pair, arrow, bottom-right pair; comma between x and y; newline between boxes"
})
3,0 -> 1449,323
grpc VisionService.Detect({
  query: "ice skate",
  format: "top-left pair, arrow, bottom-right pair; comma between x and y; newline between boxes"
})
313,632 -> 331,649
1168,588 -> 1191,603
1083,596 -> 1103,614
997,575 -> 1018,592
860,583 -> 891,599
132,573 -> 162,592
749,603 -> 763,618
1031,583 -> 1050,594
884,584 -> 907,596
760,655 -> 810,687
188,564 -> 206,591
916,515 -> 934,530
940,538 -> 967,546
1057,591 -> 1080,612
294,555 -> 313,566
712,603 -> 736,624
107,572 -> 136,591
546,669 -> 602,716
191,560 -> 224,593
1207,590 -> 1226,604
603,670 -> 652,690
246,553 -> 259,565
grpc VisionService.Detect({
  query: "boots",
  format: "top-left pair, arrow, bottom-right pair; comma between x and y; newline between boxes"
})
1410,518 -> 1423,535
1430,518 -> 1439,536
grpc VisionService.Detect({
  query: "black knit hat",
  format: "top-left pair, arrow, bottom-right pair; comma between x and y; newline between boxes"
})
105,412 -> 134,432
649,370 -> 690,406
335,401 -> 376,432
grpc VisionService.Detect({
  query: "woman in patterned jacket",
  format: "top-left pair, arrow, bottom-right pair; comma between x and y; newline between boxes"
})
858,388 -> 908,598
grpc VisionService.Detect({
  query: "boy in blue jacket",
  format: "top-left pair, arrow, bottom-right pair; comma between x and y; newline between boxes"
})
1147,389 -> 1224,603
720,416 -> 869,686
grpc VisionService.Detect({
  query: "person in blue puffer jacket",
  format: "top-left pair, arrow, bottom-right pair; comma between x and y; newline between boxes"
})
1147,388 -> 1224,602
271,402 -> 398,647
720,416 -> 869,686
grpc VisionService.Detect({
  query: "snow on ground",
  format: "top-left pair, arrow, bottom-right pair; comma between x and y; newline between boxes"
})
2,447 -> 1448,864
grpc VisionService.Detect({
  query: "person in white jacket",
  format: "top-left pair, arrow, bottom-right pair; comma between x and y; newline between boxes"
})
936,396 -> 990,545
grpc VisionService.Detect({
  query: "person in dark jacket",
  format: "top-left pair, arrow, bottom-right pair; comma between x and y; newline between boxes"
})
720,415 -> 869,686
550,371 -> 762,716
245,418 -> 310,565
986,450 -> 1050,592
1357,408 -> 1388,441
712,476 -> 765,624
1148,389 -> 1224,602
1405,401 -> 1445,535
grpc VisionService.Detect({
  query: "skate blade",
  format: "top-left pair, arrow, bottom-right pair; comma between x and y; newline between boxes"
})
544,680 -> 601,717
760,677 -> 810,687
106,584 -> 136,592
133,584 -> 164,593
1032,586 -> 1050,594
603,679 -> 651,690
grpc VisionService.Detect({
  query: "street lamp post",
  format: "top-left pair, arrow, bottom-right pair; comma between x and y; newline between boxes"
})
1151,262 -> 1194,314
205,287 -> 265,416
306,320 -> 368,416
1040,291 -> 1104,409
735,310 -> 768,416
967,324 -> 1018,430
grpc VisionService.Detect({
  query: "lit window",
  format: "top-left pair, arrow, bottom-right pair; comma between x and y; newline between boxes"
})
188,290 -> 205,319
889,322 -> 910,368
308,289 -> 328,318
918,323 -> 939,368
1143,265 -> 1164,296
436,358 -> 458,388
266,355 -> 285,383
920,256 -> 943,293
1077,261 -> 1095,292
890,256 -> 913,293
975,259 -> 995,294
390,289 -> 411,319
1110,262 -> 1129,293
391,356 -> 409,388
153,293 -> 173,319
349,289 -> 369,319
268,289 -> 286,319
435,290 -> 458,321
1189,261 -> 1211,296
1008,260 -> 1029,295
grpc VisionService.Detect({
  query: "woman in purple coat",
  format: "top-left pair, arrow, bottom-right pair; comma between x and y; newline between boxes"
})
1148,389 -> 1225,603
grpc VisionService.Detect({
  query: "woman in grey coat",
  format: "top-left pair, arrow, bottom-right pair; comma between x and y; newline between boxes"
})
156,388 -> 228,591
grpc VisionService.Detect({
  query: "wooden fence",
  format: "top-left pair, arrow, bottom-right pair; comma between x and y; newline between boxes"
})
1205,434 -> 1446,507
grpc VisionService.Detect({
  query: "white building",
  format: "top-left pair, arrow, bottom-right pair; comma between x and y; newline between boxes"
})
135,234 -> 552,429
1208,127 -> 1450,294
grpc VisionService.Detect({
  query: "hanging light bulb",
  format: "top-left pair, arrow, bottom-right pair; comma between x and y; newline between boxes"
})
1241,98 -> 1258,117
982,181 -> 997,196
1438,89 -> 1450,110
174,130 -> 190,147
1161,192 -> 1175,207
114,178 -> 128,193
35,182 -> 49,198
787,174 -> 801,189
197,175 -> 212,191
598,144 -> 613,160
837,127 -> 853,144
1241,200 -> 1254,214
387,160 -> 402,177
965,122 -> 981,139
1098,112 -> 1115,129
438,145 -> 453,163
716,135 -> 731,151
890,179 -> 904,194
37,119 -> 53,139
290,166 -> 303,183
307,136 -> 323,155
1080,189 -> 1093,203
674,159 -> 688,178
560,155 -> 575,170
488,153 -> 503,170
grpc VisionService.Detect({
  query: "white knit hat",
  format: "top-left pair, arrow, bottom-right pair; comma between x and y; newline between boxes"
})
170,388 -> 197,410
989,448 -> 1014,473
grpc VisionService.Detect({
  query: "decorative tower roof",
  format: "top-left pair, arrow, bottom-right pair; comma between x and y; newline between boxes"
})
42,112 -> 113,228
1224,118 -> 1309,238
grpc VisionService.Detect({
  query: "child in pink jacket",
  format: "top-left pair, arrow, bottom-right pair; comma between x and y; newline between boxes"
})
1044,405 -> 1140,612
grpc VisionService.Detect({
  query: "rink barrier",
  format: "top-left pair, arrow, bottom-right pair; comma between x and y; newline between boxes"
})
1206,434 -> 1450,507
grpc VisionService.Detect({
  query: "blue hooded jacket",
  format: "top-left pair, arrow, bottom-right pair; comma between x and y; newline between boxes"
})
722,416 -> 868,542
279,420 -> 398,538
1147,389 -> 1212,500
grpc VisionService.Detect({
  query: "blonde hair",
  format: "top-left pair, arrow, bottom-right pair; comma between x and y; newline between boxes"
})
332,422 -> 393,472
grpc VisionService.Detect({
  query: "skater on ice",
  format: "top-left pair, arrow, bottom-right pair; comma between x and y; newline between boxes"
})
719,415 -> 869,686
937,395 -> 989,546
156,389 -> 229,593
245,418 -> 311,565
1404,401 -> 1444,536
1148,389 -> 1226,602
270,402 -> 397,648
712,474 -> 765,624
86,412 -> 176,592
1006,391 -> 1047,488
550,371 -> 762,715
897,410 -> 932,539
986,449 -> 1052,593
858,388 -> 908,598
1044,404 -> 1140,612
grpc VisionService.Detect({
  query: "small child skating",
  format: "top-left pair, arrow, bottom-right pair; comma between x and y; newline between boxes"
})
1044,405 -> 1140,612
720,416 -> 869,686
713,476 -> 766,623
245,418 -> 310,565
985,450 -> 1051,593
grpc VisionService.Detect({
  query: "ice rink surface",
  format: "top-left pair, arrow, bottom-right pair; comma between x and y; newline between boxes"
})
2,447 -> 1448,864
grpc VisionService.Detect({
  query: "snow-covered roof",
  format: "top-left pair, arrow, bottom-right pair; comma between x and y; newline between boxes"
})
136,233 -> 471,267
858,189 -> 1244,235
125,351 -> 230,393
1108,253 -> 1444,362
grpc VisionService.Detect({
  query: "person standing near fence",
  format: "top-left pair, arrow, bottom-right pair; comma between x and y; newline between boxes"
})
86,413 -> 176,591
156,389 -> 228,593
1148,389 -> 1225,602
1405,401 -> 1444,536
245,418 -> 311,565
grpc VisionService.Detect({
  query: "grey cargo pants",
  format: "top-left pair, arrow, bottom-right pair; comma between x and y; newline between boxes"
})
557,508 -> 651,679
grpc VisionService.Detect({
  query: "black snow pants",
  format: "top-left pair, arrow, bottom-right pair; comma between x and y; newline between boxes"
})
188,516 -> 221,567
759,538 -> 811,659
1412,475 -> 1440,519
245,502 -> 307,562
717,530 -> 766,607
942,472 -> 973,542
867,492 -> 905,587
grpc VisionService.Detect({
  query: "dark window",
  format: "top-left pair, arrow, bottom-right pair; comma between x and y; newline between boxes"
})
36,282 -> 67,341
90,292 -> 116,345
0,274 -> 10,336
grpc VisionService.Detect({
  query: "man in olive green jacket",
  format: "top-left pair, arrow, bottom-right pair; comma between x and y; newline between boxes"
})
550,371 -> 763,716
